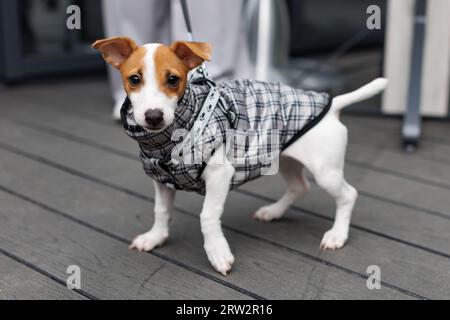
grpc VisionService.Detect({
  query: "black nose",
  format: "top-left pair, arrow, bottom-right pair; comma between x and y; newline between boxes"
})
145,109 -> 164,127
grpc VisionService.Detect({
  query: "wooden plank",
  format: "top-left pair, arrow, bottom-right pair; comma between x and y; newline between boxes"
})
0,129 -> 412,299
344,114 -> 450,143
0,122 -> 438,299
346,143 -> 450,190
345,165 -> 450,220
0,254 -> 86,300
0,190 -> 248,300
344,116 -> 450,163
0,76 -> 113,122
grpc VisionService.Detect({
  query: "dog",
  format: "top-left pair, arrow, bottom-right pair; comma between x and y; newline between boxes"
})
92,37 -> 387,276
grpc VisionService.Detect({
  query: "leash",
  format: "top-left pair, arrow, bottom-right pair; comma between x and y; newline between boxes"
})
173,0 -> 236,162
180,0 -> 194,41
179,0 -> 208,80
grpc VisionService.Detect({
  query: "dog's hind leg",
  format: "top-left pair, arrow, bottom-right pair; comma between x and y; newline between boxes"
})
313,166 -> 357,250
253,156 -> 310,222
283,113 -> 357,250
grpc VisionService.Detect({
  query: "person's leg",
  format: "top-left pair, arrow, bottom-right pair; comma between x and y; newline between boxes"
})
101,0 -> 125,119
170,0 -> 253,81
101,0 -> 171,119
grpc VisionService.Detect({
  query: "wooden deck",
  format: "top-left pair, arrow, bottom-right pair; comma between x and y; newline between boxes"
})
0,76 -> 449,300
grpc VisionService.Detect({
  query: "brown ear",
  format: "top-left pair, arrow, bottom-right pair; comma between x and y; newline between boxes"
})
92,37 -> 138,69
170,41 -> 212,70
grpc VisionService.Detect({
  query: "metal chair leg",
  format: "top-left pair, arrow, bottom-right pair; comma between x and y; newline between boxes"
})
402,0 -> 427,152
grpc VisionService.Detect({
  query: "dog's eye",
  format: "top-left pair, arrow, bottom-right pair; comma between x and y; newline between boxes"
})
167,75 -> 180,88
128,75 -> 141,86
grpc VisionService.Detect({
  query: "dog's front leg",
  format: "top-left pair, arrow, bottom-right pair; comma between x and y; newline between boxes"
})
129,181 -> 175,252
201,148 -> 235,276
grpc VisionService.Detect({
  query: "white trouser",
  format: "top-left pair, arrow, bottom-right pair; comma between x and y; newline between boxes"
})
101,0 -> 253,108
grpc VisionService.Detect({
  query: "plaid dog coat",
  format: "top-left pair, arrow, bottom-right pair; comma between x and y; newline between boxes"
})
121,79 -> 331,195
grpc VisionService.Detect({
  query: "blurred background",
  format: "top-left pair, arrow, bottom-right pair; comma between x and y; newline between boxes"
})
2,0 -> 448,125
1,0 -> 450,300
0,1 -> 385,77
0,0 -> 386,99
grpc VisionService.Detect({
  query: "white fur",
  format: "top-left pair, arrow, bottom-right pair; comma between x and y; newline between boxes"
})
128,44 -> 177,129
199,145 -> 235,275
127,43 -> 387,275
330,78 -> 388,112
129,180 -> 175,252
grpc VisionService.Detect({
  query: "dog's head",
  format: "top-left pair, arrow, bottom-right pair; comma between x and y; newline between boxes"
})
92,37 -> 211,131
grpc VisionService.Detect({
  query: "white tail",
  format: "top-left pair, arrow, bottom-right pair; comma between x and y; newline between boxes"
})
331,78 -> 388,112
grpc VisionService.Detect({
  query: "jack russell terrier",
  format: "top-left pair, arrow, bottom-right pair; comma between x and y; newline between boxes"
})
93,37 -> 387,276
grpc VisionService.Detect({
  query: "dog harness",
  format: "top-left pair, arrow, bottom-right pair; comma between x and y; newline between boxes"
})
121,78 -> 331,195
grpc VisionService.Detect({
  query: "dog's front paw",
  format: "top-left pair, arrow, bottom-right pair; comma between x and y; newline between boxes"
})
253,203 -> 285,222
204,238 -> 235,276
129,230 -> 168,252
320,228 -> 348,250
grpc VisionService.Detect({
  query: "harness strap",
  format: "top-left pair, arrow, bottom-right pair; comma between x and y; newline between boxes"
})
170,81 -> 220,165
